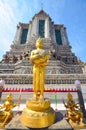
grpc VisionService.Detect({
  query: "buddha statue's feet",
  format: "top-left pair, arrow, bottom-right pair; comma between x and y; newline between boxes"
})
26,98 -> 50,111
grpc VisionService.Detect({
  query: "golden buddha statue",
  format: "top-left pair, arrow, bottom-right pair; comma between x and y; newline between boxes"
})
63,93 -> 86,129
30,38 -> 49,100
21,38 -> 55,128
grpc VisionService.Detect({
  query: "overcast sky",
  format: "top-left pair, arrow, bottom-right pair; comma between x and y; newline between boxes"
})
0,0 -> 86,62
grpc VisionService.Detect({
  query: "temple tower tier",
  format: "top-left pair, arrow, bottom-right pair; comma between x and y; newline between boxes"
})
0,10 -> 83,74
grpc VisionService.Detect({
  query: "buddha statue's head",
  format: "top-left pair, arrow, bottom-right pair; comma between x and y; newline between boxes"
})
7,93 -> 12,101
36,38 -> 43,48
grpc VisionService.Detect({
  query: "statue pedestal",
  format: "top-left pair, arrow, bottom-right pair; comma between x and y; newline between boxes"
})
5,114 -> 73,130
69,120 -> 86,130
20,98 -> 55,128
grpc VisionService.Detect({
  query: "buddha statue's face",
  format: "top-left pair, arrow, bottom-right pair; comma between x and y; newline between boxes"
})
7,94 -> 12,101
36,38 -> 43,48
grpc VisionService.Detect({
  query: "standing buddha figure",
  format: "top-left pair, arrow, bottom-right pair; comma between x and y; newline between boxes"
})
30,38 -> 49,100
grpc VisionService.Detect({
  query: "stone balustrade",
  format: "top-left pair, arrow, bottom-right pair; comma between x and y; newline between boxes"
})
0,74 -> 86,84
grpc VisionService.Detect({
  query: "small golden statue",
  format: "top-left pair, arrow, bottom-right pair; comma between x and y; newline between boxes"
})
63,93 -> 86,129
0,93 -> 16,128
0,101 -> 13,128
21,38 -> 55,128
0,93 -> 21,128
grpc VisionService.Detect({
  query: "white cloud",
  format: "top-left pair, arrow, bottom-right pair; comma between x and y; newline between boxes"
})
0,0 -> 30,60
0,0 -> 17,50
0,0 -> 17,30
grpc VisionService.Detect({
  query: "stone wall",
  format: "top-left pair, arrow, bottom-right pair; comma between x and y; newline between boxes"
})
0,73 -> 86,84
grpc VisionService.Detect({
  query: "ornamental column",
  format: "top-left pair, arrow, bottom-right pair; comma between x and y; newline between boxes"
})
33,17 -> 39,38
14,23 -> 22,45
60,27 -> 69,45
26,21 -> 32,42
52,23 -> 56,43
45,17 -> 50,38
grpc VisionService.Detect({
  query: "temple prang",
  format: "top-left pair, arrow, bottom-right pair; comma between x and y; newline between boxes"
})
0,10 -> 84,75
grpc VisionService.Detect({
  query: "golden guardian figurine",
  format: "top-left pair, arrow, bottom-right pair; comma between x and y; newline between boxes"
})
21,38 -> 55,128
0,93 -> 15,128
63,93 -> 86,129
0,101 -> 13,128
0,93 -> 20,128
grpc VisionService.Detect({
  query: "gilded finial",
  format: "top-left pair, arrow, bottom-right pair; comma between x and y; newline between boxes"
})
41,2 -> 43,10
